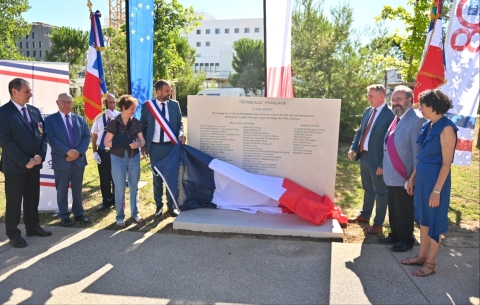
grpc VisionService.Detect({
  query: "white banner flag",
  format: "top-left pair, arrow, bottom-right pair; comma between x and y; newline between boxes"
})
265,0 -> 294,98
441,0 -> 480,166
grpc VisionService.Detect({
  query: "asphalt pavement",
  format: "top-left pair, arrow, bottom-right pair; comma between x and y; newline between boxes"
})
0,225 -> 478,305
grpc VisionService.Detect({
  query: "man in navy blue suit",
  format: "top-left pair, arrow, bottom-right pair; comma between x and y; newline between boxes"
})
347,84 -> 395,234
0,78 -> 52,248
44,93 -> 91,227
141,80 -> 186,218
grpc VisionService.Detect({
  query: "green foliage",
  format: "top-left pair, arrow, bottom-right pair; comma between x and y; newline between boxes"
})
228,38 -> 265,92
173,35 -> 205,114
152,0 -> 201,80
45,26 -> 89,79
103,28 -> 128,96
0,0 -> 31,60
72,95 -> 85,117
375,0 -> 453,81
292,0 -> 385,141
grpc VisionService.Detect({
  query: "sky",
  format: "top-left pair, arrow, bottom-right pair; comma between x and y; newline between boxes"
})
22,0 -> 408,37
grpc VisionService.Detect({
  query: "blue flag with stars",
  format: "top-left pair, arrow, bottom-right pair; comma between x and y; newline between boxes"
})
129,0 -> 155,118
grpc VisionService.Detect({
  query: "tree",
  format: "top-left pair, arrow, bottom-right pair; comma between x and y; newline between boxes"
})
152,0 -> 201,80
375,0 -> 453,81
228,38 -> 265,92
103,28 -> 127,96
45,27 -> 89,79
292,0 -> 387,141
173,35 -> 205,114
0,0 -> 31,60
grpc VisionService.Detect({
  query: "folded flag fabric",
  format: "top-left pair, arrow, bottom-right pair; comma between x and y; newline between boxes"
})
153,144 -> 347,226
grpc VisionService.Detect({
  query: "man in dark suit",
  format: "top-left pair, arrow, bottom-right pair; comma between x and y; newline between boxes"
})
0,78 -> 52,248
347,84 -> 394,234
380,85 -> 425,251
44,93 -> 91,227
141,80 -> 186,217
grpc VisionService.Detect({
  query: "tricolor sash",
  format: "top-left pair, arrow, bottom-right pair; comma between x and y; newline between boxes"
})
386,117 -> 408,181
146,99 -> 178,145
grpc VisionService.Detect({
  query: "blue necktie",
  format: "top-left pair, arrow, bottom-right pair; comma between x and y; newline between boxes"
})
65,114 -> 75,148
160,102 -> 165,143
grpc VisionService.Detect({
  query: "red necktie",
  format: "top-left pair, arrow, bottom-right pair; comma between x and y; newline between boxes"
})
359,108 -> 377,152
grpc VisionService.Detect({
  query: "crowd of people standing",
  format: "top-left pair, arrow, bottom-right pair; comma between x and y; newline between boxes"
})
0,78 -> 459,278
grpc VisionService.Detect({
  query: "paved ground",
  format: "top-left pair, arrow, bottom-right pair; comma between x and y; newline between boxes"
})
0,225 -> 478,305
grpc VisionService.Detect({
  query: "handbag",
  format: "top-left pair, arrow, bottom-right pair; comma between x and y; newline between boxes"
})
111,120 -> 134,148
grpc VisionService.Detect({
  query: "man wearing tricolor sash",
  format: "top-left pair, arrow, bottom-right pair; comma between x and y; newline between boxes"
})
141,80 -> 186,218
380,86 -> 425,252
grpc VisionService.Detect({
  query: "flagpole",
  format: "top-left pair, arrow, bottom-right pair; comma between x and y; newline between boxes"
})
125,0 -> 132,95
263,0 -> 267,97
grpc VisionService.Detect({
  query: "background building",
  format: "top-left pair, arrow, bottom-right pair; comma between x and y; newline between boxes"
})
17,22 -> 55,61
185,13 -> 264,88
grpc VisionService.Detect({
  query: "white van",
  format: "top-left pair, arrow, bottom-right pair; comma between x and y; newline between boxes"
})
197,88 -> 246,96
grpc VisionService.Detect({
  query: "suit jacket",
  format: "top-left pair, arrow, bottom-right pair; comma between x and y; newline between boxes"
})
350,104 -> 395,168
0,101 -> 47,175
140,98 -> 184,154
383,108 -> 426,186
44,111 -> 90,170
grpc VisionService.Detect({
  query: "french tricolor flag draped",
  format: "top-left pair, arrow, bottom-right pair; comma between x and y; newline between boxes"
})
265,0 -> 294,98
413,0 -> 446,103
83,10 -> 107,122
441,0 -> 479,166
153,144 -> 347,226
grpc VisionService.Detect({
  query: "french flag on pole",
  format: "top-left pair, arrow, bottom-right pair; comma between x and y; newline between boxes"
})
153,144 -> 347,226
413,0 -> 446,102
83,10 -> 107,122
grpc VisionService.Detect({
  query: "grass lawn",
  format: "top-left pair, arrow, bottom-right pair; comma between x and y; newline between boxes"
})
0,118 -> 478,242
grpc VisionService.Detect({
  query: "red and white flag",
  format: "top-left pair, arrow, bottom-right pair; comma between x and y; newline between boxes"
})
413,0 -> 446,102
265,0 -> 294,98
441,0 -> 480,166
83,10 -> 107,122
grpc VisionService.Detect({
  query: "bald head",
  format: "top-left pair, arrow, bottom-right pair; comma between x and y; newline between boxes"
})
104,93 -> 116,111
56,93 -> 73,115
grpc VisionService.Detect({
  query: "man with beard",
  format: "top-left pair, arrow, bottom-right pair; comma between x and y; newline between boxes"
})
379,85 -> 425,252
141,80 -> 186,218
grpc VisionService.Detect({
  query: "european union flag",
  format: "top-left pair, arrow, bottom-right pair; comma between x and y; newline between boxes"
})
128,0 -> 154,119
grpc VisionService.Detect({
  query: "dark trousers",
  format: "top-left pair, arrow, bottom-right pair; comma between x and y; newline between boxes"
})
4,170 -> 41,238
359,153 -> 388,226
54,162 -> 85,220
97,149 -> 115,207
150,142 -> 174,209
387,186 -> 415,247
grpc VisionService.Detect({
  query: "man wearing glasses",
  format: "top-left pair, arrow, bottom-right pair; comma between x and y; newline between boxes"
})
347,84 -> 394,234
379,85 -> 425,251
45,93 -> 91,227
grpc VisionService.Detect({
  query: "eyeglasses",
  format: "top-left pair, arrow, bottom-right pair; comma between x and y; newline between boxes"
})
59,101 -> 73,105
391,97 -> 409,103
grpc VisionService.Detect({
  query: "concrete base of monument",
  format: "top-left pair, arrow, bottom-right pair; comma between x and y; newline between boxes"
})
173,209 -> 344,239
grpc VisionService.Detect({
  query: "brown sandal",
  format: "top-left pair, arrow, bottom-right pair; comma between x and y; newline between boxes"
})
412,262 -> 436,277
400,255 -> 427,266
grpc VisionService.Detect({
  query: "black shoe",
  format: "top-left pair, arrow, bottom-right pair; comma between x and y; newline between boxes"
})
377,236 -> 398,244
154,207 -> 163,217
61,218 -> 73,227
390,242 -> 413,252
26,227 -> 52,237
74,215 -> 90,224
96,205 -> 108,212
9,236 -> 27,248
167,208 -> 179,218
